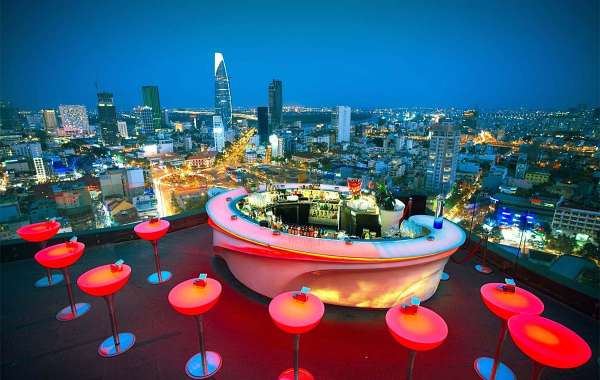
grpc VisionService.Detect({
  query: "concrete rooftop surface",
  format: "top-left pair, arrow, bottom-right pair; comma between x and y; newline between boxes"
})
1,224 -> 598,380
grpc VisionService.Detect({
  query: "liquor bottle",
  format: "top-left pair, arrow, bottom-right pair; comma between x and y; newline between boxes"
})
434,194 -> 444,229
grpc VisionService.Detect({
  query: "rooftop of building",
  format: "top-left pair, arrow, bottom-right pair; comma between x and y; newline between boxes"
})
1,222 -> 598,380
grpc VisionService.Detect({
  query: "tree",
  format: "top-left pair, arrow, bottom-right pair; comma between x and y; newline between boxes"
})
579,242 -> 599,262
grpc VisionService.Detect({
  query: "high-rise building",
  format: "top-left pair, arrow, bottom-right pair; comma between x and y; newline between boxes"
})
425,122 -> 460,194
117,121 -> 129,138
97,92 -> 119,145
0,101 -> 19,130
214,52 -> 232,131
100,169 -> 125,199
269,134 -> 284,158
11,142 -> 42,159
333,106 -> 351,143
133,106 -> 155,136
142,86 -> 162,130
257,106 -> 270,144
213,115 -> 225,152
515,154 -> 528,179
33,157 -> 47,183
125,168 -> 145,199
58,105 -> 90,137
268,80 -> 283,130
42,110 -> 58,134
462,110 -> 478,132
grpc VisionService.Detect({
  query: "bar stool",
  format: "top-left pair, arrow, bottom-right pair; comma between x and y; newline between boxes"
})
168,274 -> 222,379
77,260 -> 135,357
508,314 -> 591,380
385,297 -> 448,380
269,287 -> 324,380
134,218 -> 171,284
475,280 -> 544,380
17,220 -> 64,287
34,237 -> 90,321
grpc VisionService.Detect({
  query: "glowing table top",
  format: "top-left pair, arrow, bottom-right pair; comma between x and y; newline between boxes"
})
17,220 -> 61,243
269,291 -> 325,335
34,241 -> 85,269
77,264 -> 132,297
207,187 -> 466,262
168,278 -> 222,316
134,219 -> 170,241
481,283 -> 544,321
508,314 -> 591,369
385,305 -> 448,351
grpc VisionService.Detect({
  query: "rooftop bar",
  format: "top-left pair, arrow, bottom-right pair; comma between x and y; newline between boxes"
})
206,183 -> 466,308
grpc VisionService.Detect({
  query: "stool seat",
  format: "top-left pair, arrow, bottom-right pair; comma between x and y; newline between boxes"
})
269,291 -> 324,335
508,315 -> 591,369
134,219 -> 170,241
481,283 -> 544,321
34,242 -> 85,269
17,220 -> 61,243
168,278 -> 222,316
77,264 -> 132,297
385,305 -> 448,352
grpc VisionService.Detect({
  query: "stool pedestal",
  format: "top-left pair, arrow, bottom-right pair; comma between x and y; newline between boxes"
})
474,320 -> 515,380
56,267 -> 90,321
147,240 -> 172,285
186,315 -> 222,379
35,269 -> 64,288
277,334 -> 315,380
99,294 -> 135,357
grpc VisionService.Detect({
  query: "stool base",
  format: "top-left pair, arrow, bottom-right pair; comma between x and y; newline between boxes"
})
474,357 -> 515,380
278,368 -> 315,380
475,264 -> 493,274
147,271 -> 172,285
34,273 -> 64,288
98,332 -> 135,357
440,272 -> 450,281
56,302 -> 91,321
185,350 -> 222,379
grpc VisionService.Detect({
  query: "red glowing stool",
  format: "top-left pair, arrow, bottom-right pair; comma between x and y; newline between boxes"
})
77,261 -> 135,357
17,220 -> 64,287
34,238 -> 90,321
508,315 -> 591,380
475,280 -> 544,380
269,287 -> 324,380
385,298 -> 448,380
168,275 -> 222,379
134,218 -> 171,284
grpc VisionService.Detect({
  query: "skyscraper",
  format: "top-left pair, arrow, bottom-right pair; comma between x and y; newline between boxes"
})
257,106 -> 270,144
133,106 -> 154,136
42,110 -> 58,134
142,85 -> 162,130
268,80 -> 283,130
213,115 -> 225,152
97,92 -> 119,145
58,105 -> 90,137
117,121 -> 129,138
214,52 -> 232,131
333,106 -> 351,143
425,122 -> 461,194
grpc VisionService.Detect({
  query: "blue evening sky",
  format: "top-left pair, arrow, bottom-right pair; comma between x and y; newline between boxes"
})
1,0 -> 598,110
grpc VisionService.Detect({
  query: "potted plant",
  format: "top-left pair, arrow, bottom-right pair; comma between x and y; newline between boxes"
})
375,183 -> 405,235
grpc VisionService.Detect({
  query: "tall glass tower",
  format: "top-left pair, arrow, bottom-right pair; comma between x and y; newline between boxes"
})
214,52 -> 232,131
268,80 -> 282,130
97,92 -> 118,145
141,85 -> 162,130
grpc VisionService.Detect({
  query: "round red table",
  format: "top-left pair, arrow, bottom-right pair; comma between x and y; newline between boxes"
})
475,282 -> 545,380
77,263 -> 135,357
386,304 -> 448,380
34,241 -> 90,321
168,277 -> 222,379
269,290 -> 325,380
508,315 -> 591,380
17,220 -> 64,287
134,218 -> 171,284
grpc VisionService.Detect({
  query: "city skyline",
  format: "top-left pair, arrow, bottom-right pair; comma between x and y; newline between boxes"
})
1,1 -> 598,111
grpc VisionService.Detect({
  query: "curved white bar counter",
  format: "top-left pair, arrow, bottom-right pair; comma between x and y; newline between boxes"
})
206,186 -> 466,308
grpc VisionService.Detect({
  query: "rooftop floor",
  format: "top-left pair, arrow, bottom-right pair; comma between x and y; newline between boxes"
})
1,224 -> 598,380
